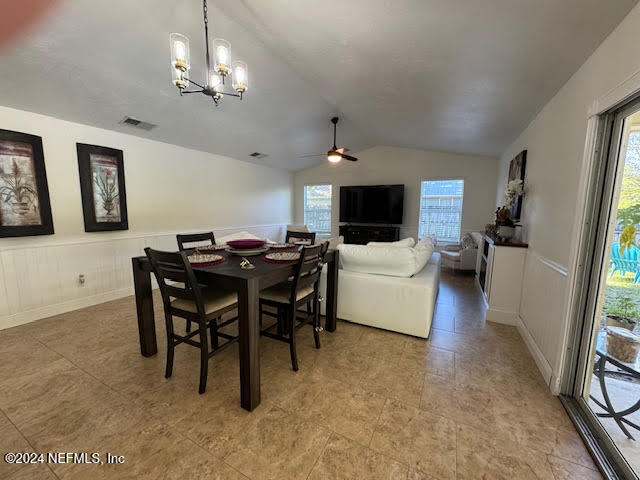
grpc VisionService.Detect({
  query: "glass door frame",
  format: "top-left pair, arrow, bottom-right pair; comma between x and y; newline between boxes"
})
561,94 -> 640,480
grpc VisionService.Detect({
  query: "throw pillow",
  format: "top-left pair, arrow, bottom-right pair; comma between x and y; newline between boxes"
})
460,233 -> 477,250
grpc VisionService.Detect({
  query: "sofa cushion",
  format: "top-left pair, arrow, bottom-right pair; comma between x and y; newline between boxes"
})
337,244 -> 429,277
368,237 -> 415,248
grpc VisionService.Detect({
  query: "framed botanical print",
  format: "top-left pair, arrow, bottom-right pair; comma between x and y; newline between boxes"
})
76,143 -> 128,232
508,149 -> 527,221
0,129 -> 54,237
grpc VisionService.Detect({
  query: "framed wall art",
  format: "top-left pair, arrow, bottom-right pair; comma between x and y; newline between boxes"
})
0,129 -> 54,237
508,149 -> 527,221
77,143 -> 128,232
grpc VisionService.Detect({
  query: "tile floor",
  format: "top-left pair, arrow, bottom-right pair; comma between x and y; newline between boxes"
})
0,272 -> 603,479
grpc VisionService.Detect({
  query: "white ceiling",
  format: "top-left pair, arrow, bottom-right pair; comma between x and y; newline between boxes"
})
0,0 -> 636,170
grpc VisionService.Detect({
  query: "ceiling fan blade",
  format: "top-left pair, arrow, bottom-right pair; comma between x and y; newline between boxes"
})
297,153 -> 326,158
336,147 -> 350,154
340,153 -> 358,162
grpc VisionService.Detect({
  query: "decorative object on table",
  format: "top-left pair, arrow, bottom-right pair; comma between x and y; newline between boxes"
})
239,257 -> 255,269
264,251 -> 301,264
169,0 -> 248,106
605,296 -> 639,331
0,129 -> 54,238
77,143 -> 127,232
606,326 -> 640,363
187,253 -> 225,266
226,239 -> 265,250
494,206 -> 515,241
507,150 -> 527,221
493,172 -> 527,242
297,117 -> 359,163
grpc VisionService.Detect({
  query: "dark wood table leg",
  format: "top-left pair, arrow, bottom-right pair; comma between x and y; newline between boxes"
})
132,257 -> 157,357
238,277 -> 261,411
325,250 -> 339,332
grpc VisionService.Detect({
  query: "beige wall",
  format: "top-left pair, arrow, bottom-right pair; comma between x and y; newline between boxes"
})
495,3 -> 640,389
294,145 -> 498,240
0,105 -> 292,329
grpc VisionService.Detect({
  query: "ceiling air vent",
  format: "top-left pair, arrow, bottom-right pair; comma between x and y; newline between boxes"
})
249,152 -> 268,159
118,116 -> 157,131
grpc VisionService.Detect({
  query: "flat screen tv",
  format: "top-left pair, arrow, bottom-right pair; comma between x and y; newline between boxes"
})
339,185 -> 404,224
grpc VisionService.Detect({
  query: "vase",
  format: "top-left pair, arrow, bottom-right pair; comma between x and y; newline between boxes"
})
498,226 -> 515,241
103,200 -> 114,216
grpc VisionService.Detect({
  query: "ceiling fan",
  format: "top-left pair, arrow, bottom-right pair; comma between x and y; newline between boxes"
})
299,117 -> 358,163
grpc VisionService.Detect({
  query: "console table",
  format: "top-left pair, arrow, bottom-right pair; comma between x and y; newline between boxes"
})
476,234 -> 528,324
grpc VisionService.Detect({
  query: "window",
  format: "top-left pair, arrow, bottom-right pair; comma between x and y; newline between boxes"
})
418,179 -> 464,243
304,184 -> 332,234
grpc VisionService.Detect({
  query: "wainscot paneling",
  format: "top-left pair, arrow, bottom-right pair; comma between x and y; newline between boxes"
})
518,249 -> 568,390
0,224 -> 286,330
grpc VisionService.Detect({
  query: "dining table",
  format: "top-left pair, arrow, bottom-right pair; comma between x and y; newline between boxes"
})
131,247 -> 339,411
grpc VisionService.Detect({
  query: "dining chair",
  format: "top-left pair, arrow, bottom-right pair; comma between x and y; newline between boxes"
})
176,232 -> 217,333
177,232 -> 216,251
145,247 -> 238,394
285,230 -> 316,245
259,242 -> 329,371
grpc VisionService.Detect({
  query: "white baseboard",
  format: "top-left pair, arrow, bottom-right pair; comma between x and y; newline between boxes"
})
0,287 -> 134,331
516,315 -> 555,389
486,307 -> 518,325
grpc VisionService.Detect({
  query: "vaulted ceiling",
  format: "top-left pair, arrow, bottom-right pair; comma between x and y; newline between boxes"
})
0,0 -> 636,170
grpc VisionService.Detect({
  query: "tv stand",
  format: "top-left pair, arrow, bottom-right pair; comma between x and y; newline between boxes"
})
339,225 -> 400,245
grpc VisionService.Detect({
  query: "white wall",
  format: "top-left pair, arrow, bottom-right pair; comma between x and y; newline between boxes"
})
293,145 -> 498,240
495,4 -> 640,390
0,105 -> 292,329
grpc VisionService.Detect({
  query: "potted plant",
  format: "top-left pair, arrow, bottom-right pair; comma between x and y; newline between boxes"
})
605,296 -> 639,331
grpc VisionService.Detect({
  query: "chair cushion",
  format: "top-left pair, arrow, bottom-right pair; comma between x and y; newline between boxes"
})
260,284 -> 315,303
171,289 -> 238,315
440,250 -> 460,260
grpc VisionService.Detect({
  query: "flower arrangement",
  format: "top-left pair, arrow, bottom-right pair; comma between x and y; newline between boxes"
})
503,179 -> 525,208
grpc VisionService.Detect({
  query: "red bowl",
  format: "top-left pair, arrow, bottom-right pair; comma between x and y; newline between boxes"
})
227,239 -> 266,250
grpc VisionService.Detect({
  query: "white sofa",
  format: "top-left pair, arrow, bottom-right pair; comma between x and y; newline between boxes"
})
319,241 -> 440,338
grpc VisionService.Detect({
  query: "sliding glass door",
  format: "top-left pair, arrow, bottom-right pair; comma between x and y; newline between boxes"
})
564,98 -> 640,479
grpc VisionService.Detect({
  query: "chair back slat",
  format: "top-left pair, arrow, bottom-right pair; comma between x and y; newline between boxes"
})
177,232 -> 216,251
289,242 -> 329,303
145,247 -> 205,316
285,230 -> 316,245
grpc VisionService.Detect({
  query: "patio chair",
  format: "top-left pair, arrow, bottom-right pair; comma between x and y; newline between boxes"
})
609,243 -> 640,283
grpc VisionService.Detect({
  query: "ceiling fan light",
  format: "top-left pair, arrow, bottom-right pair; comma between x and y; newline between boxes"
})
327,153 -> 341,163
170,33 -> 190,72
213,38 -> 231,76
232,60 -> 248,93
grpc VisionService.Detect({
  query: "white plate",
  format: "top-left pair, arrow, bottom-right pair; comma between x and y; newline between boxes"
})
265,252 -> 300,262
225,246 -> 269,256
188,253 -> 223,264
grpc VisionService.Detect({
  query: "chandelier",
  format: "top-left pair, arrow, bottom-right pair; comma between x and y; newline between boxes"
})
169,0 -> 248,105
